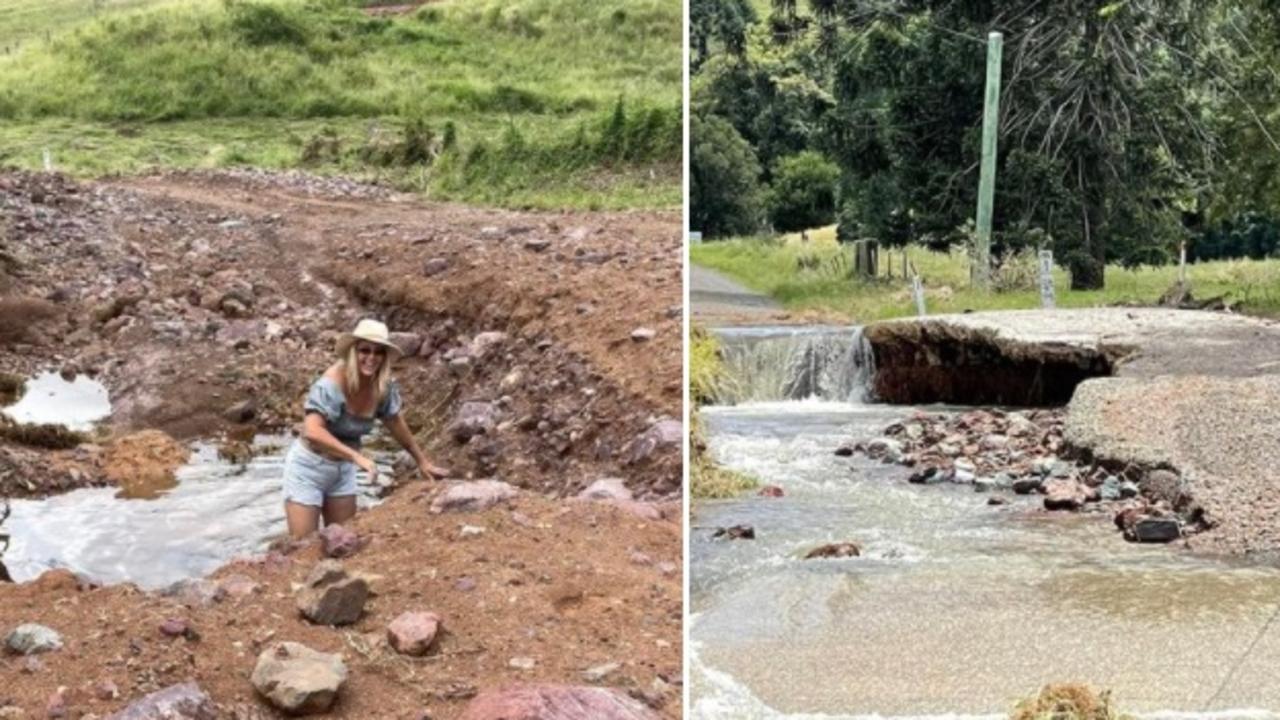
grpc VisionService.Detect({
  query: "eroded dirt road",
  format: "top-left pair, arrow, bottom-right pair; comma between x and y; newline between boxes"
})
0,169 -> 683,718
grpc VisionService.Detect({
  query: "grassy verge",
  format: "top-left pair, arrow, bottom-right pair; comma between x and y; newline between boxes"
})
691,226 -> 1280,322
0,0 -> 680,210
690,327 -> 757,499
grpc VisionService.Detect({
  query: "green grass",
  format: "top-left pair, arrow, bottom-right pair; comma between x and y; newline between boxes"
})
690,327 -> 758,499
691,227 -> 1280,322
0,0 -> 681,209
0,0 -> 178,47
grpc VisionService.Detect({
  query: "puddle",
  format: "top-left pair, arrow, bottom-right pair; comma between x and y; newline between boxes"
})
1,371 -> 111,431
3,435 -> 389,589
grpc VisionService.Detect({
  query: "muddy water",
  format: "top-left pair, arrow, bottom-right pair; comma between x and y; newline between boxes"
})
4,437 -> 385,589
2,372 -> 111,430
691,367 -> 1280,717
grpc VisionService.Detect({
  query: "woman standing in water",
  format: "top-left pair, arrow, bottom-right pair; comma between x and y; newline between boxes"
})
282,319 -> 449,538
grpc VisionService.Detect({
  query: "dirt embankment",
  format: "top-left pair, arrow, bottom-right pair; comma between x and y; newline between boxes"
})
0,169 -> 683,717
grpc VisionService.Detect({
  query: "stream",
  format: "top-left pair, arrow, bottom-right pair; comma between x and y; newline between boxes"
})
691,327 -> 1280,719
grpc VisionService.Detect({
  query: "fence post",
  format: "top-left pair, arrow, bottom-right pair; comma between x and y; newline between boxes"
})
1038,249 -> 1056,309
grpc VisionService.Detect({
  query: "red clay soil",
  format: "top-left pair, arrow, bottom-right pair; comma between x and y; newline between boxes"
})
0,169 -> 683,717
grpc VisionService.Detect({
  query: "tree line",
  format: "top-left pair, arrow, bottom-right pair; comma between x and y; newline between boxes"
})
691,0 -> 1280,289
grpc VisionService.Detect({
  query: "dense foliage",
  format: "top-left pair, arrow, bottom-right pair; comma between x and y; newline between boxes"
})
690,0 -> 1280,287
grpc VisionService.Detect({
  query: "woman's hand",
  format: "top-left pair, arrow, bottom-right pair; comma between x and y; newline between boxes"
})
354,454 -> 380,483
418,460 -> 450,480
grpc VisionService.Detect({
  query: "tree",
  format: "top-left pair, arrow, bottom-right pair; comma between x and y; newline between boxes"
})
808,0 -> 1227,289
691,0 -> 756,72
768,151 -> 839,231
691,112 -> 767,237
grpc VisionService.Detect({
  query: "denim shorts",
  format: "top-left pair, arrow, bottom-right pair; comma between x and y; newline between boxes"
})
282,439 -> 357,507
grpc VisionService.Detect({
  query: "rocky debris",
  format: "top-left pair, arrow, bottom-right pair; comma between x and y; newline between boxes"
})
104,682 -> 217,720
833,445 -> 855,457
803,542 -> 861,559
222,399 -> 257,424
457,685 -> 661,720
1140,469 -> 1186,507
5,623 -> 62,655
157,618 -> 198,641
857,408 -> 1210,540
1134,517 -> 1182,542
630,327 -> 656,342
95,680 -> 120,701
430,480 -> 518,514
1043,478 -> 1090,511
388,331 -> 423,357
627,419 -> 680,464
318,524 -> 360,558
449,401 -> 498,442
757,485 -> 784,497
387,611 -> 442,656
251,641 -> 348,715
581,662 -> 621,683
295,560 -> 369,626
1115,502 -> 1184,543
423,257 -> 450,276
577,478 -> 632,502
509,657 -> 537,670
712,525 -> 754,540
524,238 -> 551,252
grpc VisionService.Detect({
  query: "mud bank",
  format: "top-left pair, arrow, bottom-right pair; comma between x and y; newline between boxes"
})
863,308 -> 1280,556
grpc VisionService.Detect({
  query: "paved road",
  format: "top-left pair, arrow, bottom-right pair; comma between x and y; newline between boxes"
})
690,264 -> 789,326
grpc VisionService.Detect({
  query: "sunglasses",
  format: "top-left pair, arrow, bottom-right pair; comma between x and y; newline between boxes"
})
356,345 -> 387,357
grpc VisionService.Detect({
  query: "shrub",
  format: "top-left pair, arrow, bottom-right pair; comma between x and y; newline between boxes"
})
768,150 -> 838,232
692,111 -> 766,238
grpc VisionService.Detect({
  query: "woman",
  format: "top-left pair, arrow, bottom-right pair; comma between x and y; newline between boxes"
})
282,318 -> 449,538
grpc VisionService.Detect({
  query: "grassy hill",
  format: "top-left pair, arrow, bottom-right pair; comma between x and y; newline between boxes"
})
0,0 -> 681,209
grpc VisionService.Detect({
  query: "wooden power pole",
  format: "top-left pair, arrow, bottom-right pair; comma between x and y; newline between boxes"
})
973,31 -> 1003,290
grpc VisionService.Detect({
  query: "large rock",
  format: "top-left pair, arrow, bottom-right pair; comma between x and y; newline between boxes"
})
388,332 -> 423,357
386,612 -> 441,656
457,685 -> 661,720
627,419 -> 681,464
318,524 -> 360,559
577,478 -> 632,502
449,402 -> 498,443
295,560 -> 368,626
1134,517 -> 1182,543
104,682 -> 217,720
5,624 -> 62,655
1043,478 -> 1089,511
1140,469 -> 1184,506
430,480 -> 518,514
251,642 -> 347,715
470,331 -> 509,360
804,542 -> 861,559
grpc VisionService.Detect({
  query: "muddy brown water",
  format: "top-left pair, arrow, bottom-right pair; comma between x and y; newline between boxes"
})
3,436 -> 387,590
690,327 -> 1280,719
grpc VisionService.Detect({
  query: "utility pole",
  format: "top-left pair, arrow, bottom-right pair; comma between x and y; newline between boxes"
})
973,31 -> 1003,290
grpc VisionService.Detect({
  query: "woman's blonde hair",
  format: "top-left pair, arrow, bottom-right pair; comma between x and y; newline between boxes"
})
342,342 -> 393,404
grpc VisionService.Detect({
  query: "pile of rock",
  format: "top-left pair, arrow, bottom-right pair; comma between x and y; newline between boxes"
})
848,409 -> 1197,543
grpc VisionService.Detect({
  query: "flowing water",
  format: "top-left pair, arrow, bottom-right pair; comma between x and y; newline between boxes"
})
4,436 -> 386,590
691,327 -> 1280,719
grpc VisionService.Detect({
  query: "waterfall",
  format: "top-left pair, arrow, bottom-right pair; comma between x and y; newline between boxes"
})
712,326 -> 876,404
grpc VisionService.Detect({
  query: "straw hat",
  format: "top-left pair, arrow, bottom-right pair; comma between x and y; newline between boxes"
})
336,319 -> 403,360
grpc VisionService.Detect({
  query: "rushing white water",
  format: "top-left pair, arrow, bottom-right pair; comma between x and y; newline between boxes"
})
712,327 -> 876,404
4,436 -> 387,589
2,372 -> 111,430
691,387 -> 1280,716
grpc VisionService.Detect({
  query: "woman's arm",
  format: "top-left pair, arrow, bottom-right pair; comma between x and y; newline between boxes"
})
302,413 -> 378,476
384,413 -> 449,478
